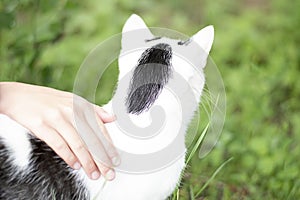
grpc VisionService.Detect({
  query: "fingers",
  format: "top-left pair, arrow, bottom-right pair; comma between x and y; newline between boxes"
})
95,106 -> 116,123
81,111 -> 117,180
94,159 -> 116,180
40,95 -> 119,181
53,118 -> 102,180
89,111 -> 121,180
33,126 -> 80,171
71,99 -> 118,180
94,115 -> 120,166
93,106 -> 120,165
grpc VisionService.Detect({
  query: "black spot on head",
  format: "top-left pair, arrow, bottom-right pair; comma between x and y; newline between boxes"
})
145,37 -> 162,42
178,38 -> 191,46
126,43 -> 173,114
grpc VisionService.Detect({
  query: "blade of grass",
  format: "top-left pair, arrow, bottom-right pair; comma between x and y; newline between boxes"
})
186,123 -> 210,164
171,189 -> 177,200
195,157 -> 234,198
170,124 -> 209,199
170,124 -> 209,200
189,185 -> 195,200
176,188 -> 179,200
170,176 -> 182,200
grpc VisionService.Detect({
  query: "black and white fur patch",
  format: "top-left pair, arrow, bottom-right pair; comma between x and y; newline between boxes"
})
0,135 -> 89,200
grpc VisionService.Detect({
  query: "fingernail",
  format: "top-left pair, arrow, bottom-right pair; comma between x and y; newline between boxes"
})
100,112 -> 109,117
73,162 -> 81,170
105,169 -> 115,180
112,156 -> 121,166
91,171 -> 100,180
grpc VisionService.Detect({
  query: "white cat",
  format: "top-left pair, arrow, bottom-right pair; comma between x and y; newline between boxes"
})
0,14 -> 214,200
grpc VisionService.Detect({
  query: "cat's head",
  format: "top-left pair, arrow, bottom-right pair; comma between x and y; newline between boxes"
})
118,14 -> 214,114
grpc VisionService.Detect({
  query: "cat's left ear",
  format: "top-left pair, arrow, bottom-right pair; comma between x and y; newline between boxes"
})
122,14 -> 152,36
121,14 -> 153,50
191,25 -> 214,54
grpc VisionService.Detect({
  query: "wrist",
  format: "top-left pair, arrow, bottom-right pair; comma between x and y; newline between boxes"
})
0,82 -> 17,115
0,82 -> 5,114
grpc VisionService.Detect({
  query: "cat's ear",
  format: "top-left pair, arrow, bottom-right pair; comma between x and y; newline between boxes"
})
122,14 -> 151,34
191,25 -> 214,54
121,14 -> 153,49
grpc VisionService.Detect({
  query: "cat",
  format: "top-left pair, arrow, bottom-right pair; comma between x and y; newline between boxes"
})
0,14 -> 214,200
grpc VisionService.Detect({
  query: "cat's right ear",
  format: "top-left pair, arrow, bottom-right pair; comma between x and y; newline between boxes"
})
121,14 -> 153,50
191,25 -> 214,54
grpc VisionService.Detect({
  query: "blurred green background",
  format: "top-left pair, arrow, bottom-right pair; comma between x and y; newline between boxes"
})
1,0 -> 299,199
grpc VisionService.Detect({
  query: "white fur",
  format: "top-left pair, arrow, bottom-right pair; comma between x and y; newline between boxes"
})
0,114 -> 31,169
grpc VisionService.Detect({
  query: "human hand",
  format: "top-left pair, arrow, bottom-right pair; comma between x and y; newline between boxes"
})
0,82 -> 120,180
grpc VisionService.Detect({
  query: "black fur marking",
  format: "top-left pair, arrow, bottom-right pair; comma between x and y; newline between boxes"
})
0,135 -> 89,200
126,43 -> 172,114
145,37 -> 162,42
178,38 -> 191,46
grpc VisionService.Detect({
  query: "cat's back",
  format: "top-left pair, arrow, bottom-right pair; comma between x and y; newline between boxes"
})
0,114 -> 89,200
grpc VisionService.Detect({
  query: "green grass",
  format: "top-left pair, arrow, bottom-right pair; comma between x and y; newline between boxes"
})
171,123 -> 233,200
1,0 -> 300,199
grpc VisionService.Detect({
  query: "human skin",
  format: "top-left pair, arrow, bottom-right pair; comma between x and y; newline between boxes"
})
0,82 -> 120,180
